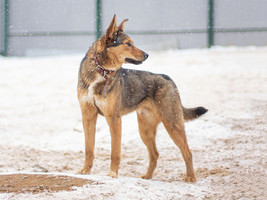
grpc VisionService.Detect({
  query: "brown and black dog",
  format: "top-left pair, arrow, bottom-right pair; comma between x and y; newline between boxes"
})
77,15 -> 207,182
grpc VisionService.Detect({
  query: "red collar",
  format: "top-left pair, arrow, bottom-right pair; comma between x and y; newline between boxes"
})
93,52 -> 114,98
93,52 -> 113,80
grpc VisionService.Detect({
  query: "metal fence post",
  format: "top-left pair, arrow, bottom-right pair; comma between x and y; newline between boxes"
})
96,0 -> 102,40
3,0 -> 9,56
208,0 -> 214,48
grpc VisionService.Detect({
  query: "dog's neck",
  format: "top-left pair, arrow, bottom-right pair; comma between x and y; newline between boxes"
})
79,39 -> 122,97
93,52 -> 114,79
93,52 -> 114,98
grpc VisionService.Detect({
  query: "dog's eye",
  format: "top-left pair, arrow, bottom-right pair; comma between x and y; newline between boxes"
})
126,42 -> 132,47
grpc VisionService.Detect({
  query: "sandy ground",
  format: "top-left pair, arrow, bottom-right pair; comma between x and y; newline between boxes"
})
0,47 -> 266,199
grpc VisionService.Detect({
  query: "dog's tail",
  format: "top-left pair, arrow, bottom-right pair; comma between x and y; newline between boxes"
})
182,106 -> 208,121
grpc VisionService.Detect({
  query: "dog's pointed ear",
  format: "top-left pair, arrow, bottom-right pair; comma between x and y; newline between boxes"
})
117,19 -> 129,32
106,14 -> 117,41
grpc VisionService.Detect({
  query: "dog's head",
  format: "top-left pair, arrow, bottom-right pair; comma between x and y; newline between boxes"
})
103,15 -> 148,67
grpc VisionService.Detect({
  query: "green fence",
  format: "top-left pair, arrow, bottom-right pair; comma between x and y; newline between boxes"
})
1,0 -> 267,56
2,0 -> 9,56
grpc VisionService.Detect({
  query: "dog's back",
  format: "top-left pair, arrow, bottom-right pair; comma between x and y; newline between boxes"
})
103,68 -> 208,120
118,68 -> 173,111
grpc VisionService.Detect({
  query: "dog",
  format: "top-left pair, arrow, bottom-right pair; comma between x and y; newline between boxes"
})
77,14 -> 207,182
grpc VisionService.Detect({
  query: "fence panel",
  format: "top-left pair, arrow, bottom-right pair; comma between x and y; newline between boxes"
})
1,0 -> 267,56
3,0 -> 95,56
102,0 -> 208,50
214,0 -> 267,46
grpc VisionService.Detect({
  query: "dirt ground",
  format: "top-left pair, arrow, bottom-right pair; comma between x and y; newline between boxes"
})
0,106 -> 266,199
0,174 -> 93,194
0,96 -> 266,199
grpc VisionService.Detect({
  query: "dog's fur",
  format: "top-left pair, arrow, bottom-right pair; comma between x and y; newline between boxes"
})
77,15 -> 208,182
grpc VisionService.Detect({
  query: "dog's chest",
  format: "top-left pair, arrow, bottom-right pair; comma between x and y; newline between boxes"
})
82,76 -> 107,111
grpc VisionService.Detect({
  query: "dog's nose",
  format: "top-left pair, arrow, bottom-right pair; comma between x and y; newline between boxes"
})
143,52 -> 149,60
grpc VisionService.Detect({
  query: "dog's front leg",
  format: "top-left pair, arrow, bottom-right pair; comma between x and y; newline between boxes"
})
77,103 -> 98,175
106,116 -> 122,178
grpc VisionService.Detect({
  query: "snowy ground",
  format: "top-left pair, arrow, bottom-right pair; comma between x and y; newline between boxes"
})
0,47 -> 266,199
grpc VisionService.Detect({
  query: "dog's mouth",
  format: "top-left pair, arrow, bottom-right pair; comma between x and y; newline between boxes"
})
125,58 -> 143,65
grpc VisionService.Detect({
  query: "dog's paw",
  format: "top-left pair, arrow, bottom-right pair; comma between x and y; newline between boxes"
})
184,175 -> 196,183
140,174 -> 152,179
77,167 -> 91,175
107,170 -> 118,178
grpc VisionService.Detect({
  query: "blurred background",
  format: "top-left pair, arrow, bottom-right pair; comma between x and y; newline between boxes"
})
1,0 -> 267,56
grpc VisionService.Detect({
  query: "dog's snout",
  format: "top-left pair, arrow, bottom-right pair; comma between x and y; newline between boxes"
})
143,52 -> 149,60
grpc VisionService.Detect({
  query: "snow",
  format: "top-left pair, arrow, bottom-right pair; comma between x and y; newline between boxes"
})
0,46 -> 266,199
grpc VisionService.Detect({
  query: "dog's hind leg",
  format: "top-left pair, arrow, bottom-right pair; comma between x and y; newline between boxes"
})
156,89 -> 196,182
137,108 -> 160,179
78,103 -> 98,175
163,120 -> 196,182
106,116 -> 122,178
